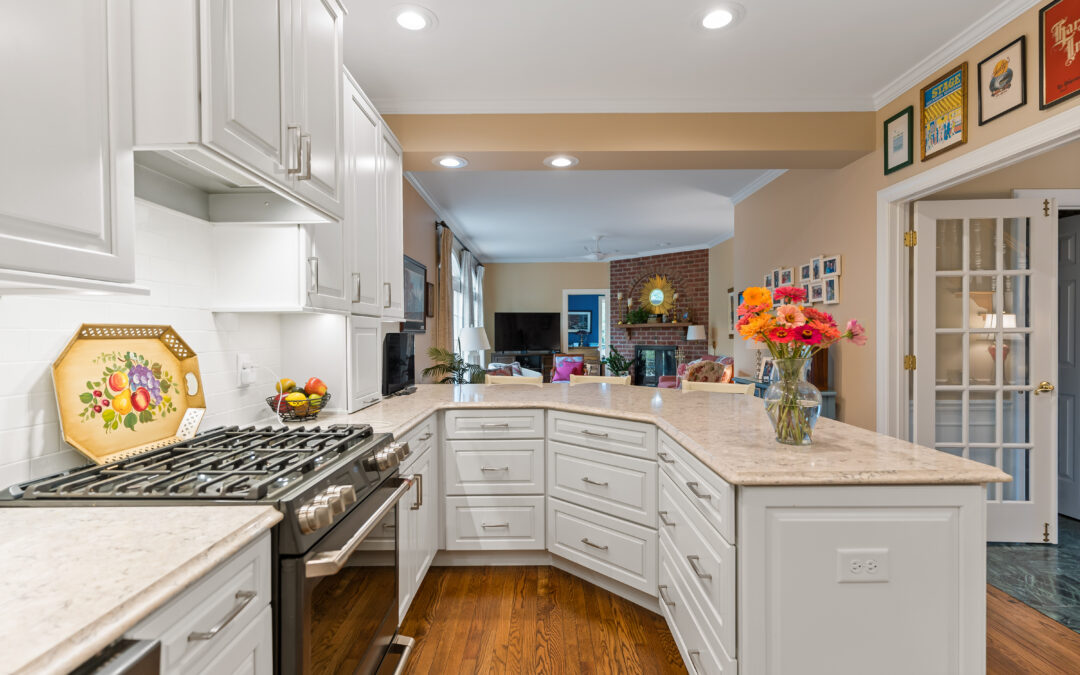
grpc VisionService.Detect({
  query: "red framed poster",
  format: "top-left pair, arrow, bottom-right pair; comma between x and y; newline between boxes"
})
1040,0 -> 1080,109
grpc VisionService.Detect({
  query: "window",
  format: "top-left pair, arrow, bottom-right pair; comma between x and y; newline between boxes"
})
451,250 -> 464,349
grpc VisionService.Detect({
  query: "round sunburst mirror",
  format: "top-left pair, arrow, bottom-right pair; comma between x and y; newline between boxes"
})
639,274 -> 676,315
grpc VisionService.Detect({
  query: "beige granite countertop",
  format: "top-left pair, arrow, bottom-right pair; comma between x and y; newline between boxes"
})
318,384 -> 1009,486
0,506 -> 281,675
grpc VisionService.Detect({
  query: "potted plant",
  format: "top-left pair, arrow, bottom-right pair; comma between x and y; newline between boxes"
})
421,347 -> 486,384
625,306 -> 650,324
601,347 -> 633,377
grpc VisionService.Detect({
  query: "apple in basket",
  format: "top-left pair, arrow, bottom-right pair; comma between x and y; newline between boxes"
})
270,393 -> 290,414
304,377 -> 327,397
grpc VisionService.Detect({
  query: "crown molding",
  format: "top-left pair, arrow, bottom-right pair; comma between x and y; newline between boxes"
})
871,0 -> 1039,110
373,95 -> 875,115
404,172 -> 487,261
729,169 -> 787,205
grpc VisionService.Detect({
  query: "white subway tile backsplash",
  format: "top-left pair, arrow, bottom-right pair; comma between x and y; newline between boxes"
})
0,201 -> 283,490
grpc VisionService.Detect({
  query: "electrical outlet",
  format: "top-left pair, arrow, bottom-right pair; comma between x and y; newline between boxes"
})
837,548 -> 890,583
237,353 -> 258,388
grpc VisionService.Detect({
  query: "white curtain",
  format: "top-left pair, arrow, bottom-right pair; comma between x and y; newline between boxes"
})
460,250 -> 477,362
474,264 -> 486,364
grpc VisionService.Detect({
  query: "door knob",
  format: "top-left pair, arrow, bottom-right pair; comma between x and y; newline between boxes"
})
1035,381 -> 1056,396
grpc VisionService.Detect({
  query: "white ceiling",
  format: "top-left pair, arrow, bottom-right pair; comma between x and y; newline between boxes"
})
344,0 -> 1009,114
409,170 -> 778,261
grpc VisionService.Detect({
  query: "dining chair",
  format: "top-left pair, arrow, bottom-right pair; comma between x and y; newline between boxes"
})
569,374 -> 631,386
485,375 -> 543,386
681,380 -> 755,396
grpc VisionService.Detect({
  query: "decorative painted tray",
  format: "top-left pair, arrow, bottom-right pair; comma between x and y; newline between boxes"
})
52,325 -> 206,465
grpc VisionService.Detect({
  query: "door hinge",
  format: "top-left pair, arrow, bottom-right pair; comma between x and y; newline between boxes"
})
903,354 -> 917,370
904,231 -> 918,247
1044,522 -> 1050,543
1044,199 -> 1051,217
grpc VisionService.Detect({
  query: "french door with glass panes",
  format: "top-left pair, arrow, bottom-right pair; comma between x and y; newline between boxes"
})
913,198 -> 1056,543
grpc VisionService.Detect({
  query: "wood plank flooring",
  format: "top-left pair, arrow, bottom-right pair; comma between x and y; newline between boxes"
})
400,566 -> 1080,674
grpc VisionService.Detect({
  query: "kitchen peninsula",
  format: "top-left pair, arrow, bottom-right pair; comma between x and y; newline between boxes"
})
326,383 -> 1006,674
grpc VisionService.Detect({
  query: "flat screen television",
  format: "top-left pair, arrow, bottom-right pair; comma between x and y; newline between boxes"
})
494,312 -> 561,352
382,332 -> 415,395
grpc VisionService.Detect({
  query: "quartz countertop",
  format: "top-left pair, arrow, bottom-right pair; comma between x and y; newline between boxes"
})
0,506 -> 281,675
319,384 -> 1009,486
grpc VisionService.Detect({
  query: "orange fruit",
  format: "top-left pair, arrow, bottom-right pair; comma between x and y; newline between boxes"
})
112,390 -> 133,415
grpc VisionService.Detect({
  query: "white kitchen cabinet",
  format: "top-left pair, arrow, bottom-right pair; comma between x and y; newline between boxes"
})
379,130 -> 405,319
399,440 -> 438,623
307,219 -> 350,312
345,74 -> 383,317
348,315 -> 382,411
0,0 -> 137,289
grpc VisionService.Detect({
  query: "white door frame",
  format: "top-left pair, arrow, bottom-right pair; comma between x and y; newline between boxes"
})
561,288 -> 610,353
877,105 -> 1080,438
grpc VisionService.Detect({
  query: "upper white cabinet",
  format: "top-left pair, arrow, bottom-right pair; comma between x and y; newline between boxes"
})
380,131 -> 405,319
345,75 -> 383,317
0,0 -> 136,288
348,315 -> 382,411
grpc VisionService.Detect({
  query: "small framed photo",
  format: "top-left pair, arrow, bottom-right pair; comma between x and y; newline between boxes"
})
799,263 -> 812,284
811,257 -> 823,282
772,269 -> 781,288
809,282 -> 825,304
764,273 -> 773,289
759,357 -> 775,381
920,63 -> 968,160
824,276 -> 840,305
727,288 -> 736,338
779,268 -> 794,286
801,283 -> 811,302
979,36 -> 1026,124
821,255 -> 842,277
883,105 -> 913,174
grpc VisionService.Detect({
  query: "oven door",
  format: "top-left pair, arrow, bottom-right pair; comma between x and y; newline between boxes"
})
280,474 -> 414,675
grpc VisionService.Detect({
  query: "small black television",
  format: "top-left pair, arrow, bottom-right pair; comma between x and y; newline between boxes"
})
382,332 -> 415,395
494,312 -> 561,352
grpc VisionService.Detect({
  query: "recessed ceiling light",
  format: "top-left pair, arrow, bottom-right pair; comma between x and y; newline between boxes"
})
543,155 -> 579,168
433,155 -> 467,168
700,4 -> 743,30
394,5 -> 437,31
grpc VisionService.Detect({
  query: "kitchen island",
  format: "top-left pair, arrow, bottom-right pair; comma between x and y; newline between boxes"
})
325,383 -> 1007,674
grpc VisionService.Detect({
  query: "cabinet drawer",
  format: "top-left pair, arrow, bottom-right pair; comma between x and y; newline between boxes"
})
130,533 -> 271,673
658,432 -> 735,544
400,415 -> 437,465
660,470 -> 736,656
547,440 -> 657,526
547,497 -> 657,595
445,439 -> 544,495
659,538 -> 737,674
444,409 -> 544,439
445,495 -> 545,550
548,411 -> 656,460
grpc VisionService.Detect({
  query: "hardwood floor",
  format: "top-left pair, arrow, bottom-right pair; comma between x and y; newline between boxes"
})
400,566 -> 685,674
400,567 -> 1080,674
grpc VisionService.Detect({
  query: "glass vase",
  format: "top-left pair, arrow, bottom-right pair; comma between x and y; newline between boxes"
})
764,357 -> 823,446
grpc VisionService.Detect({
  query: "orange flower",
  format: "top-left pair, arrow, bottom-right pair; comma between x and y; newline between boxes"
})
738,314 -> 776,340
742,287 -> 772,309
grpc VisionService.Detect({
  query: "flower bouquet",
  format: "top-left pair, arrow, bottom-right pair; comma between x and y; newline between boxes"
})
736,286 -> 866,445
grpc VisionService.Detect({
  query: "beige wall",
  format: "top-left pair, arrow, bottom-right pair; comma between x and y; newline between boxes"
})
402,181 -> 439,380
708,239 -> 735,357
482,262 -> 610,346
929,138 -> 1080,199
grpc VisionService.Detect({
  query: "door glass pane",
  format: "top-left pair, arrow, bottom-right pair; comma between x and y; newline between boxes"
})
1002,275 -> 1029,328
1002,448 -> 1030,501
1003,334 -> 1029,386
1003,391 -> 1030,444
936,277 -> 964,329
936,219 -> 964,271
1004,217 -> 1029,270
935,391 -> 962,443
969,391 -> 997,443
969,218 -> 997,271
936,333 -> 964,385
971,333 -> 998,385
970,276 -> 997,322
937,446 -> 963,457
970,447 -> 1000,500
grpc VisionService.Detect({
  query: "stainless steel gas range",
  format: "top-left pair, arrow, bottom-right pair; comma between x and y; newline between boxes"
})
1,424 -> 416,675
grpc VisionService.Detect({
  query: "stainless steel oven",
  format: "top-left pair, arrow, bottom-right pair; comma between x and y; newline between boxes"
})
279,473 -> 414,675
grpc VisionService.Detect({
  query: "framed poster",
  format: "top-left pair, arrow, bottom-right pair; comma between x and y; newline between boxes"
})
920,64 -> 968,160
402,256 -> 426,333
979,36 -> 1026,124
883,106 -> 914,174
1041,0 -> 1080,109
567,310 -> 592,333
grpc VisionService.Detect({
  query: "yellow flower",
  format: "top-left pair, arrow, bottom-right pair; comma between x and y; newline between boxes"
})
743,286 -> 772,309
738,314 -> 776,340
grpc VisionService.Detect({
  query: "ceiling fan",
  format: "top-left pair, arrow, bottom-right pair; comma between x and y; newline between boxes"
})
583,235 -> 617,261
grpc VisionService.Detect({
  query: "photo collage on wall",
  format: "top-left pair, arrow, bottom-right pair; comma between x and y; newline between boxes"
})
764,255 -> 842,306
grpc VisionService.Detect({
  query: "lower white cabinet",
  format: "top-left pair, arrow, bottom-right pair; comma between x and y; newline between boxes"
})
445,495 -> 545,550
399,442 -> 438,622
129,533 -> 272,674
444,439 -> 545,495
547,440 -> 657,527
659,537 -> 737,674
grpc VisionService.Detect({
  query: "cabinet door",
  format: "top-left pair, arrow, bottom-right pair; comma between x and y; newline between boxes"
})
290,0 -> 343,218
419,447 -> 439,583
399,448 -> 434,623
345,77 -> 382,316
379,131 -> 405,319
306,221 -> 349,311
348,315 -> 381,411
204,0 -> 290,188
0,0 -> 135,282
197,605 -> 273,674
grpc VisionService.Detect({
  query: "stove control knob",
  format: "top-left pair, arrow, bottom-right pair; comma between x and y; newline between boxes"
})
297,501 -> 332,534
391,442 -> 411,462
314,490 -> 345,516
327,485 -> 356,508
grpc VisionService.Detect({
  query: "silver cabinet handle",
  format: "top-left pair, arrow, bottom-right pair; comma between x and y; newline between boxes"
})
481,422 -> 510,429
482,522 -> 509,528
581,476 -> 609,487
410,473 -> 423,510
480,465 -> 509,472
307,257 -> 319,293
657,452 -> 675,464
188,590 -> 256,641
298,133 -> 312,180
580,429 -> 609,438
659,511 -> 676,527
581,537 -> 608,551
384,281 -> 391,308
686,481 -> 711,500
658,584 -> 675,607
418,432 -> 433,441
687,555 -> 712,580
688,650 -> 704,674
353,273 -> 361,302
287,124 -> 302,174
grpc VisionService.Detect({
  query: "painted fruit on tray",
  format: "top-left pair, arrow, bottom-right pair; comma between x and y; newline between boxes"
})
78,351 -> 179,432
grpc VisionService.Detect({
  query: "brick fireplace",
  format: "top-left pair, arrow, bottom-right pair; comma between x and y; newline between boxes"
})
609,249 -> 710,369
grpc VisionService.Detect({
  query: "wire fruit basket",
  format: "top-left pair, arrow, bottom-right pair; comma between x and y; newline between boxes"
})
266,393 -> 331,422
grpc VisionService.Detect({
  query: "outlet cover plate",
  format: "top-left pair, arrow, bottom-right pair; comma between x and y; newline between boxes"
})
837,548 -> 890,583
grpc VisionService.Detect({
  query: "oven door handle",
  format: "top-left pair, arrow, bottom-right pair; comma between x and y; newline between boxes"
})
305,475 -> 415,579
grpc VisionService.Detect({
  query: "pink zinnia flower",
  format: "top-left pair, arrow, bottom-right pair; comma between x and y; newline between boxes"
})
846,319 -> 867,346
775,304 -> 807,328
803,307 -> 835,325
795,325 -> 822,345
769,326 -> 795,343
737,302 -> 764,318
774,286 -> 807,304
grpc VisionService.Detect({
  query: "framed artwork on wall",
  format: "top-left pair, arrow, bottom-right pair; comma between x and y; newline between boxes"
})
824,276 -> 840,305
801,283 -> 811,302
799,263 -> 812,283
822,255 -> 842,277
978,36 -> 1026,124
809,282 -> 825,303
1041,0 -> 1080,109
567,310 -> 592,333
779,268 -> 794,286
764,273 -> 773,289
402,256 -> 427,333
811,257 -> 823,282
920,63 -> 968,160
728,287 -> 736,339
883,106 -> 914,174
772,269 -> 781,288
